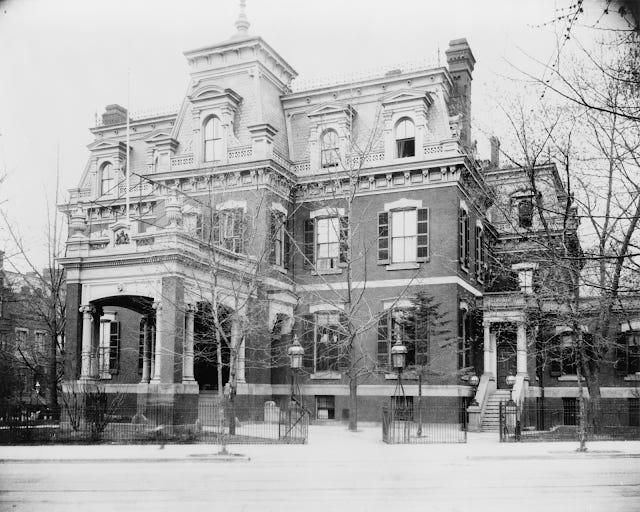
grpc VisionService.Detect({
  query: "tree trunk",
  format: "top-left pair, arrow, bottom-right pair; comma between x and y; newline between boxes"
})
348,373 -> 358,431
216,330 -> 223,397
576,362 -> 587,452
586,371 -> 602,433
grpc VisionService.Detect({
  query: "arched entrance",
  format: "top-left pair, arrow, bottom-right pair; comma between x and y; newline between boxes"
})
193,302 -> 231,392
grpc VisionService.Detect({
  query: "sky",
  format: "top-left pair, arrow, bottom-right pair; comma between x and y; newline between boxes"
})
0,0 -> 620,270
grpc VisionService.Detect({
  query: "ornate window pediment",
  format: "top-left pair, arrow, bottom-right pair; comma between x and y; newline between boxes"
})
189,85 -> 242,109
381,89 -> 433,109
306,102 -> 355,120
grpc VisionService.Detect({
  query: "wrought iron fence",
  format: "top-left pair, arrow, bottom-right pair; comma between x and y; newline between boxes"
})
500,398 -> 640,442
382,405 -> 467,444
0,402 -> 309,445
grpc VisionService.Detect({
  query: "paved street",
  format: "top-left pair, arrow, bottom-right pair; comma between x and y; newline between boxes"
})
1,426 -> 639,512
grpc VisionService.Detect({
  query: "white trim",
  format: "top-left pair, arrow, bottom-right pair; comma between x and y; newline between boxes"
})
297,276 -> 482,297
271,202 -> 288,215
620,320 -> 640,332
217,199 -> 247,211
383,198 -> 422,211
459,199 -> 468,212
512,262 -> 539,270
476,219 -> 483,229
459,300 -> 469,312
310,207 -> 345,219
236,383 -> 474,397
310,372 -> 342,380
309,302 -> 344,313
382,298 -> 413,310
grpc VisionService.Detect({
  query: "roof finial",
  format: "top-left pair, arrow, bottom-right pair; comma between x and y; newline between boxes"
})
234,0 -> 250,36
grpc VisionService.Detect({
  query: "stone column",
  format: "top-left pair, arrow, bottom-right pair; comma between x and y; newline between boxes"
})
79,305 -> 95,380
483,320 -> 493,378
182,304 -> 196,382
141,316 -> 151,383
150,301 -> 162,383
517,321 -> 528,376
150,323 -> 156,381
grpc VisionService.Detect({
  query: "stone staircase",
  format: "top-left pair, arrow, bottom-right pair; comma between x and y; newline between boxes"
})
480,390 -> 512,432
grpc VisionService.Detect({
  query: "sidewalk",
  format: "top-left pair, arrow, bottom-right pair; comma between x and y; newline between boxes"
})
1,425 -> 639,463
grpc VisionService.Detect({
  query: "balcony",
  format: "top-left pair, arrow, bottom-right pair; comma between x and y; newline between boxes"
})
291,138 -> 463,177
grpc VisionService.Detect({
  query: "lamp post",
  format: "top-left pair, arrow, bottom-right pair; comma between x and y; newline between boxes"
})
506,373 -> 516,405
390,333 -> 407,408
287,335 -> 304,406
469,374 -> 480,406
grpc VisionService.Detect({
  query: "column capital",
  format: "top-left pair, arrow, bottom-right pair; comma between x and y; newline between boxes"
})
483,319 -> 492,328
185,303 -> 197,314
153,301 -> 162,311
79,305 -> 95,315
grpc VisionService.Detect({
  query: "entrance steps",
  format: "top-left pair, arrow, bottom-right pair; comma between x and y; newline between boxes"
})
480,390 -> 512,432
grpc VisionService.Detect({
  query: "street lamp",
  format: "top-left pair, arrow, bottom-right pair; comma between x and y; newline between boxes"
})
506,373 -> 516,405
287,335 -> 304,405
469,374 -> 480,406
390,334 -> 408,407
35,381 -> 41,396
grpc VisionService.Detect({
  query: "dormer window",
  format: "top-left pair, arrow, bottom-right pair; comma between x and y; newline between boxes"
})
321,129 -> 339,168
203,116 -> 222,163
395,118 -> 415,158
100,162 -> 115,196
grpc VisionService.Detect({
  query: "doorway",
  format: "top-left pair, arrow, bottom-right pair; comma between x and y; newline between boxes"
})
193,303 -> 231,392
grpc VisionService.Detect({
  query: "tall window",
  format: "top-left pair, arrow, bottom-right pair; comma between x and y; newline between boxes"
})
458,307 -> 472,371
458,207 -> 470,269
321,129 -> 339,168
551,331 -> 582,377
617,331 -> 640,375
378,208 -> 429,265
184,213 -> 203,239
377,309 -> 428,369
14,328 -> 28,348
203,116 -> 222,163
212,208 -> 246,253
151,150 -> 159,173
98,317 -> 120,378
315,312 -> 343,371
475,225 -> 485,282
35,331 -> 47,354
395,118 -> 415,158
269,211 -> 289,268
100,162 -> 115,195
304,216 -> 347,271
518,199 -> 533,228
391,209 -> 417,263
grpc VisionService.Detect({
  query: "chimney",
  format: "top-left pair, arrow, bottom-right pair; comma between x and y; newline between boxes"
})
102,104 -> 128,126
445,38 -> 476,149
489,136 -> 500,168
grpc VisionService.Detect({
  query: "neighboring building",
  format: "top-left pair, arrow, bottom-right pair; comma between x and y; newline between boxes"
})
58,10 -> 640,426
0,251 -> 54,411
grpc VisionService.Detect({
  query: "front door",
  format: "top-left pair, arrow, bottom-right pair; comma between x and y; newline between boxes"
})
496,342 -> 517,389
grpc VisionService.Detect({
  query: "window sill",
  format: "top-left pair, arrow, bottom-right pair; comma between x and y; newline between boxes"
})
384,372 -> 419,380
311,269 -> 343,276
273,265 -> 288,275
557,375 -> 584,381
310,372 -> 342,380
385,262 -> 420,271
624,373 -> 640,381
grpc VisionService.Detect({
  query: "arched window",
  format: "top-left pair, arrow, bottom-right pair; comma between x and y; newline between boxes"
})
320,129 -> 339,168
100,162 -> 115,195
395,117 -> 415,158
203,116 -> 222,162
